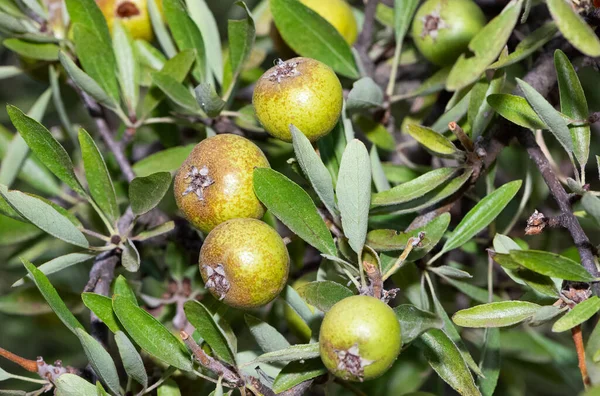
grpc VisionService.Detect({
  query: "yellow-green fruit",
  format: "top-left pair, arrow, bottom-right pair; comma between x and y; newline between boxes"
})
96,0 -> 156,42
253,57 -> 343,142
199,218 -> 290,309
174,134 -> 270,234
283,272 -> 317,341
299,0 -> 358,44
319,295 -> 401,382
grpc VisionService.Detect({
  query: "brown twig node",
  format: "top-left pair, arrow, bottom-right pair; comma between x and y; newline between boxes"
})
449,122 -> 474,152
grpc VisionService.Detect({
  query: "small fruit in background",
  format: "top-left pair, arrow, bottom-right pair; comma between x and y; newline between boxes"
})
199,218 -> 290,309
253,57 -> 343,142
411,0 -> 486,66
283,272 -> 317,341
319,295 -> 402,382
299,0 -> 358,45
174,134 -> 270,234
96,0 -> 157,42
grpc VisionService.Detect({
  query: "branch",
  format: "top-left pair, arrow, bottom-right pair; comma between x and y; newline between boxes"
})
354,0 -> 380,78
572,325 -> 591,388
84,251 -> 118,345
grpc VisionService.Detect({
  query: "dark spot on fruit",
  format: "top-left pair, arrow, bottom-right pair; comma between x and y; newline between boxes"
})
335,344 -> 374,382
203,264 -> 230,300
420,10 -> 447,40
182,165 -> 215,201
117,1 -> 140,18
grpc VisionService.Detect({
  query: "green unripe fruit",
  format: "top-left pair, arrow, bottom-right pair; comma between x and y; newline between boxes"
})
174,134 -> 270,234
199,218 -> 290,309
319,295 -> 401,382
411,0 -> 486,66
283,272 -> 317,341
253,57 -> 343,142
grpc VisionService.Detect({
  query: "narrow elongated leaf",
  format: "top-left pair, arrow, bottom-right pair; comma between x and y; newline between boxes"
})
487,94 -> 548,130
372,168 -> 456,207
555,49 -> 590,166
254,168 -> 336,256
395,305 -> 443,344
444,277 -> 503,304
228,2 -> 255,81
195,83 -> 226,117
347,77 -> 384,112
406,124 -> 463,159
552,297 -> 600,332
270,0 -> 358,78
115,331 -> 148,389
443,180 -> 521,253
336,140 -> 371,254
163,0 -> 207,82
113,20 -> 139,112
296,281 -> 353,312
22,258 -> 84,333
489,23 -> 558,69
65,0 -> 111,46
478,328 -> 500,396
3,39 -> 59,60
583,193 -> 600,225
272,359 -> 326,393
281,285 -> 316,327
547,0 -> 600,57
510,250 -> 596,281
13,253 -> 95,287
0,66 -> 22,79
132,221 -> 175,241
417,329 -> 481,396
129,172 -> 172,216
55,374 -> 97,396
370,147 -> 390,192
79,129 -> 119,222
453,301 -> 540,328
121,239 -> 140,272
245,314 -> 290,353
186,0 -> 223,83
148,0 -> 176,57
470,68 -> 506,138
7,105 -> 86,196
82,293 -> 122,333
0,186 -> 89,248
447,0 -> 523,90
75,328 -> 120,395
517,78 -> 573,154
133,144 -> 195,177
291,125 -> 338,222
113,275 -> 138,306
184,301 -> 236,365
113,295 -> 192,371
249,343 -> 320,365
152,72 -> 199,113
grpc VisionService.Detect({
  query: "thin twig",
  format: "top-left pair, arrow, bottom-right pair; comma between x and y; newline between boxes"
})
354,0 -> 380,78
84,252 -> 118,345
572,325 -> 591,388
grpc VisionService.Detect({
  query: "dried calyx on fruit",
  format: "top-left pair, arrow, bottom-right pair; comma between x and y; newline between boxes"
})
253,57 -> 343,143
319,295 -> 402,382
174,134 -> 270,234
199,218 -> 290,309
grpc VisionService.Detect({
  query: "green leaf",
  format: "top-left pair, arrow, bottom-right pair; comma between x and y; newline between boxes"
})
133,144 -> 195,177
394,305 -> 443,344
157,379 -> 181,396
21,258 -> 84,333
552,296 -> 600,332
163,0 -> 207,82
431,91 -> 472,133
59,52 -> 118,110
372,168 -> 456,207
443,277 -> 503,304
393,66 -> 451,100
121,239 -> 140,272
487,94 -> 548,130
281,285 -> 317,327
78,129 -> 119,223
0,12 -> 28,33
20,0 -> 48,19
510,250 -> 596,281
13,253 -> 95,287
151,72 -> 199,113
65,0 -> 111,46
416,329 -> 481,396
0,186 -> 89,248
272,359 -> 326,393
555,49 -> 590,166
7,104 -> 86,196
0,214 -> 41,245
583,193 -> 600,225
452,301 -> 540,328
82,293 -> 122,333
253,168 -> 337,256
354,116 -> 396,151
75,328 -> 121,395
469,68 -> 506,138
115,331 -> 148,389
370,147 -> 390,192
547,0 -> 600,57
113,20 -> 140,112
2,39 -> 59,60
0,287 -> 80,316
347,77 -> 384,112
296,281 -> 353,312
291,125 -> 338,222
270,0 -> 359,78
185,0 -> 223,83
245,314 -> 290,353
517,78 -> 573,154
529,305 -> 566,326
184,300 -> 236,365
489,22 -> 558,69
0,65 -> 23,79
72,24 -> 120,104
50,65 -> 75,144
113,294 -> 192,371
478,328 -> 500,396
336,139 -> 371,254
55,374 -> 97,396
113,275 -> 138,306
228,1 -> 255,82
132,221 -> 175,241
406,124 -> 463,159
148,0 -> 176,58
129,172 -> 172,216
442,180 -> 521,253
195,83 -> 226,117
249,343 -> 320,365
446,0 -> 523,91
